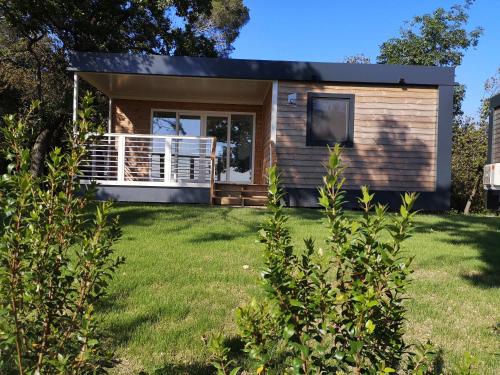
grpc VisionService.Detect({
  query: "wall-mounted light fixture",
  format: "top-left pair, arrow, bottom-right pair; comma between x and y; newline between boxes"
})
398,78 -> 408,91
288,93 -> 297,105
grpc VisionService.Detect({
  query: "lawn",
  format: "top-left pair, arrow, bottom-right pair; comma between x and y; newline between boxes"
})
99,204 -> 500,374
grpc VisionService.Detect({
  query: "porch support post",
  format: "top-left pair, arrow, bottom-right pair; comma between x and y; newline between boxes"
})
72,73 -> 79,125
270,80 -> 278,167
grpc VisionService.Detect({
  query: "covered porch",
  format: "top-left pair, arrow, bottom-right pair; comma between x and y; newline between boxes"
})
73,65 -> 276,204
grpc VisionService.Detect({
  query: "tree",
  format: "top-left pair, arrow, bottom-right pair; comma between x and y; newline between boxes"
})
480,67 -> 500,125
377,0 -> 483,117
0,94 -> 124,373
0,0 -> 249,57
343,54 -> 371,64
450,68 -> 500,214
0,0 -> 249,175
450,68 -> 499,214
377,1 -> 481,67
0,20 -> 74,176
484,68 -> 500,97
451,117 -> 488,213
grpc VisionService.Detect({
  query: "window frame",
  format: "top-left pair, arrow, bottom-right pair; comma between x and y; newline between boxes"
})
306,92 -> 355,147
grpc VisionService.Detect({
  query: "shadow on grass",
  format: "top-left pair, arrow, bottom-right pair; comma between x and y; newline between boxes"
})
148,363 -> 214,375
103,308 -> 167,347
111,203 -> 329,246
288,208 -> 500,289
414,214 -> 500,288
432,348 -> 446,374
148,337 -> 244,375
97,288 -> 134,314
192,231 -> 244,243
187,207 -> 265,244
97,204 -> 268,353
286,207 -> 324,221
115,203 -> 212,230
113,203 -> 267,239
275,207 -> 500,289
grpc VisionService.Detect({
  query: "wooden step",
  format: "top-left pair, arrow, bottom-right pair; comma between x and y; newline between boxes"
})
214,183 -> 267,190
243,187 -> 267,193
213,197 -> 242,206
243,197 -> 268,206
212,183 -> 268,206
214,184 -> 244,191
241,190 -> 267,198
213,190 -> 242,198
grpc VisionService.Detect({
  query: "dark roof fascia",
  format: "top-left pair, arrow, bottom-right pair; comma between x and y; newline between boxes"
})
67,52 -> 455,87
490,93 -> 500,109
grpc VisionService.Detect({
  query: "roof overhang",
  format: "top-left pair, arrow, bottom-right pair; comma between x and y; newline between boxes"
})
79,72 -> 272,105
68,52 -> 456,87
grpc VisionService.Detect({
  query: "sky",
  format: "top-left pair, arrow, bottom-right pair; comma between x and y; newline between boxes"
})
231,0 -> 499,118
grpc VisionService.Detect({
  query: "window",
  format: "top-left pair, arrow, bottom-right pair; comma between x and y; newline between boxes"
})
152,111 -> 177,135
178,115 -> 201,136
152,112 -> 202,137
306,93 -> 354,146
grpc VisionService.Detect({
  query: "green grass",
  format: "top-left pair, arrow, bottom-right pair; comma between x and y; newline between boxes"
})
99,204 -> 500,374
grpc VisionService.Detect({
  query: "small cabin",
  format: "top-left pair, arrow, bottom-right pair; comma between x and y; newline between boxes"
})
68,52 -> 455,210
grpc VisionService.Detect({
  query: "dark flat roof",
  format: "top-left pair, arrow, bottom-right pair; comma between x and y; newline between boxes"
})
491,93 -> 500,109
68,51 -> 455,86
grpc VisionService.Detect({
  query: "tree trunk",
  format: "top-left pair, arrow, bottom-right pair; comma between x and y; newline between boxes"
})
27,34 -> 50,177
464,174 -> 481,215
30,128 -> 52,177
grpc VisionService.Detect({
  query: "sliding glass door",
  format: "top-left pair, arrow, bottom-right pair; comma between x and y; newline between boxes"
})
206,116 -> 229,182
152,111 -> 254,183
229,115 -> 253,183
206,114 -> 253,183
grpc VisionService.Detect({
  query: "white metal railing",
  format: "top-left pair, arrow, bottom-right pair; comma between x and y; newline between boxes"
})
81,133 -> 216,187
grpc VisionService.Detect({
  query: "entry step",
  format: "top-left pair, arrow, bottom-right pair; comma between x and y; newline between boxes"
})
213,183 -> 268,206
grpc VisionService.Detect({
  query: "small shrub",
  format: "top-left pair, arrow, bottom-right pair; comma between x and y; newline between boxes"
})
0,95 -> 123,374
236,145 -> 433,374
207,334 -> 241,375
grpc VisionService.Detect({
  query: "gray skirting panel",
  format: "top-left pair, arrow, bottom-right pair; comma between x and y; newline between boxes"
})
487,190 -> 500,211
86,185 -> 211,204
83,185 -> 453,211
286,188 -> 451,211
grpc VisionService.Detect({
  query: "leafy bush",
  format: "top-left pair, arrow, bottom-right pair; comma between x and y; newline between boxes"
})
207,333 -> 241,375
0,95 -> 123,374
235,145 -> 432,374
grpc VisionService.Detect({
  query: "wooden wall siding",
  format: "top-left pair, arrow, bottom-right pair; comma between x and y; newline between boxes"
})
112,99 -> 266,183
493,107 -> 500,163
276,82 -> 439,191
